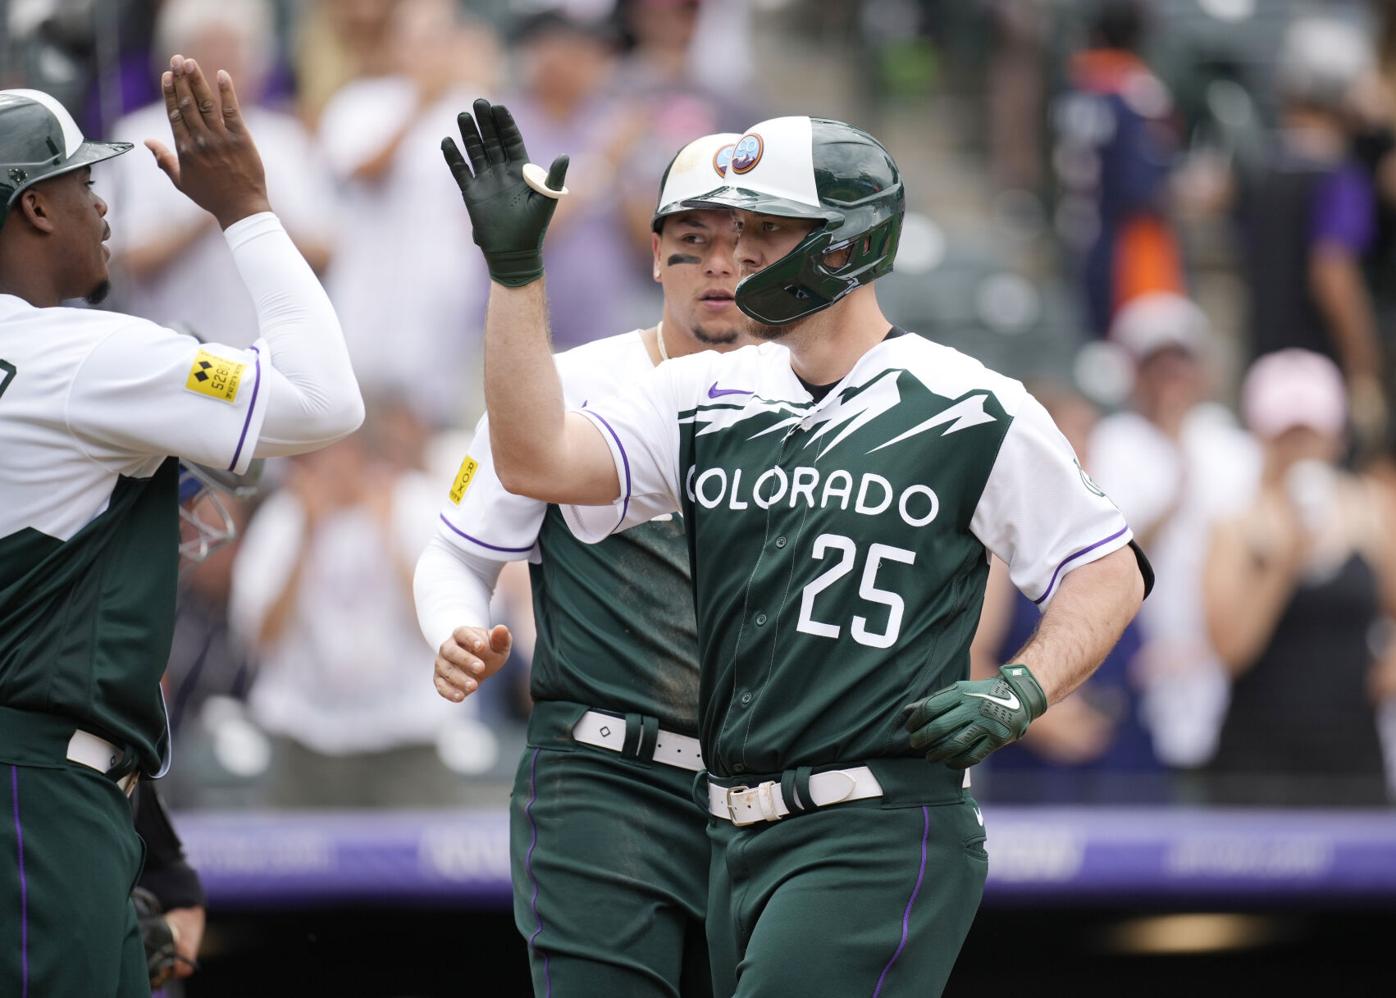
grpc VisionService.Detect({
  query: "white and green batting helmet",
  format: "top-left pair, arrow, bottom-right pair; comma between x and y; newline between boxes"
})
682,115 -> 905,326
0,89 -> 132,229
652,131 -> 743,232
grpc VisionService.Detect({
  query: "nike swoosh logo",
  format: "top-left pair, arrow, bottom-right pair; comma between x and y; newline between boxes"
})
966,691 -> 1021,710
707,382 -> 754,399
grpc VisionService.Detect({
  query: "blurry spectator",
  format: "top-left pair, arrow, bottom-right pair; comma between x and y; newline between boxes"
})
106,0 -> 335,348
1052,0 -> 1185,337
294,0 -> 403,127
613,0 -> 757,257
230,399 -> 470,808
318,0 -> 498,427
1204,350 -> 1396,806
1090,294 -> 1260,777
1234,17 -> 1386,448
505,6 -> 655,349
972,383 -> 1161,803
986,0 -> 1048,193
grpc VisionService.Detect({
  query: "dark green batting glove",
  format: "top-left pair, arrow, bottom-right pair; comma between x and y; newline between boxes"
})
441,98 -> 570,288
903,663 -> 1048,769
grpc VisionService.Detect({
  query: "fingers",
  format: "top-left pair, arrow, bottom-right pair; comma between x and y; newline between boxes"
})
473,98 -> 505,166
488,623 -> 513,657
434,669 -> 474,703
216,69 -> 245,133
181,57 -> 223,132
159,70 -> 192,147
544,154 -> 570,191
169,56 -> 211,142
456,111 -> 488,173
144,139 -> 180,187
493,104 -> 529,163
441,136 -> 472,190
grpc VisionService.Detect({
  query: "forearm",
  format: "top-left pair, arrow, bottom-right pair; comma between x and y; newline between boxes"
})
413,535 -> 502,651
483,281 -> 619,503
1311,248 -> 1381,379
119,217 -> 216,282
1203,530 -> 1299,672
224,213 -> 365,453
1013,546 -> 1144,703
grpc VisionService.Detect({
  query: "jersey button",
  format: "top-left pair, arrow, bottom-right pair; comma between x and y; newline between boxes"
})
774,535 -> 787,549
733,763 -> 746,773
754,612 -> 768,626
739,690 -> 754,706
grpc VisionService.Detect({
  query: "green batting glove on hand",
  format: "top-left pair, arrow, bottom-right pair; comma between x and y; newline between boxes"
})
903,664 -> 1048,769
441,98 -> 569,288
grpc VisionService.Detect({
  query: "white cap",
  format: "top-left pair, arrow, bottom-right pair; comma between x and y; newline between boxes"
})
1109,292 -> 1209,361
1242,349 -> 1347,439
652,132 -> 742,231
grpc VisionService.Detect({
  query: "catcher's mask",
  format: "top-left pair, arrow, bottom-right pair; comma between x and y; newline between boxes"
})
681,115 -> 905,326
178,460 -> 262,566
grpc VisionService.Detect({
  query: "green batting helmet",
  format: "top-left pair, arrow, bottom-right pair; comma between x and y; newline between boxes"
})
0,89 -> 131,230
682,115 -> 904,325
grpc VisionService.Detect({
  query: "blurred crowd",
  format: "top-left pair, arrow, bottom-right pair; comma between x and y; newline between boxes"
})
5,0 -> 1396,810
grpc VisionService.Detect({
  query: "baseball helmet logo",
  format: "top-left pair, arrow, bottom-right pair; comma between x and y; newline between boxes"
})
730,133 -> 763,174
713,143 -> 735,177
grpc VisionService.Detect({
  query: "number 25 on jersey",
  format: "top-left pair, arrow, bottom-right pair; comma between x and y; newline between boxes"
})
796,533 -> 916,650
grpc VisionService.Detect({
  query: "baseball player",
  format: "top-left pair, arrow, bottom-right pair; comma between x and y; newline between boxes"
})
415,131 -> 745,996
443,101 -> 1153,996
0,58 -> 362,996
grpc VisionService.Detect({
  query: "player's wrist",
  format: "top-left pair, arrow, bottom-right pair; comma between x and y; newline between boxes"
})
214,196 -> 273,231
998,663 -> 1047,720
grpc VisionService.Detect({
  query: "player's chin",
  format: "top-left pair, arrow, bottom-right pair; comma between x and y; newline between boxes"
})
84,277 -> 112,306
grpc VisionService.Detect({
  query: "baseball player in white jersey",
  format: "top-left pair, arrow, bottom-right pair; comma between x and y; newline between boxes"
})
442,101 -> 1152,995
415,132 -> 746,996
0,58 -> 362,996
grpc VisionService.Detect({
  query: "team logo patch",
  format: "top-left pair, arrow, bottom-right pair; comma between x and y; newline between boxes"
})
184,348 -> 245,404
730,133 -> 763,174
713,143 -> 735,177
449,455 -> 480,505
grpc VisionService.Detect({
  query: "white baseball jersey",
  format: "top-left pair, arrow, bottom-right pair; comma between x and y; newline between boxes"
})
435,331 -> 702,731
562,328 -> 1139,776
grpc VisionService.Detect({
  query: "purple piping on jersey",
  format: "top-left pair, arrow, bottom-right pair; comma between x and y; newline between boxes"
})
581,410 -> 632,529
10,767 -> 28,998
1031,525 -> 1129,606
524,748 -> 552,997
872,805 -> 929,998
228,346 -> 262,472
438,514 -> 534,554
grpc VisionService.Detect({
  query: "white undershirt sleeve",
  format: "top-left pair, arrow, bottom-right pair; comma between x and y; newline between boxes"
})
223,212 -> 365,454
413,534 -> 504,653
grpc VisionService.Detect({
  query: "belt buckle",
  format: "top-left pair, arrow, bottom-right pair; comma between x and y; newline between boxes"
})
726,782 -> 782,826
725,785 -> 759,826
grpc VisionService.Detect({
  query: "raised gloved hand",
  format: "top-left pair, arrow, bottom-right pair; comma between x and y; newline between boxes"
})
903,663 -> 1048,769
442,98 -> 569,288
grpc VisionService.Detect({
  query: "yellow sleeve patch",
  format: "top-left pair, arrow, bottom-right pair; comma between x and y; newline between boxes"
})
449,456 -> 480,505
184,348 -> 246,404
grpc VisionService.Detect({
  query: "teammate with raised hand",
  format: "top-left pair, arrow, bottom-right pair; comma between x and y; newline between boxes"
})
446,101 -> 1149,995
418,129 -> 745,997
0,58 -> 362,996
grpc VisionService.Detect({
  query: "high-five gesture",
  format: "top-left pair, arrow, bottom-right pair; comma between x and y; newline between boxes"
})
145,55 -> 270,229
442,99 -> 569,287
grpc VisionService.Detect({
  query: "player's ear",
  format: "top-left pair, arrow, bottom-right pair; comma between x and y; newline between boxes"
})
651,231 -> 662,283
15,188 -> 56,234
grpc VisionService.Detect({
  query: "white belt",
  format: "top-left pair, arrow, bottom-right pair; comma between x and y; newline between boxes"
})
571,710 -> 705,773
67,730 -> 139,796
708,766 -> 884,826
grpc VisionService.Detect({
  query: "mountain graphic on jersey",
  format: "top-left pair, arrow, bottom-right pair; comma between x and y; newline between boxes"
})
682,368 -> 1004,456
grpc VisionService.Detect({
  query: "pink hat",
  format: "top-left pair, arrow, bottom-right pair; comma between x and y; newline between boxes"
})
1242,349 -> 1347,439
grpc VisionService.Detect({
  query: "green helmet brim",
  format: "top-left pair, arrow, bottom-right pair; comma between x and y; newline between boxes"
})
681,185 -> 840,225
5,139 -> 133,207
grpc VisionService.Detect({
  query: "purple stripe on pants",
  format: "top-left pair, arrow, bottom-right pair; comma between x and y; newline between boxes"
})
524,748 -> 552,997
872,805 -> 930,997
10,766 -> 28,998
